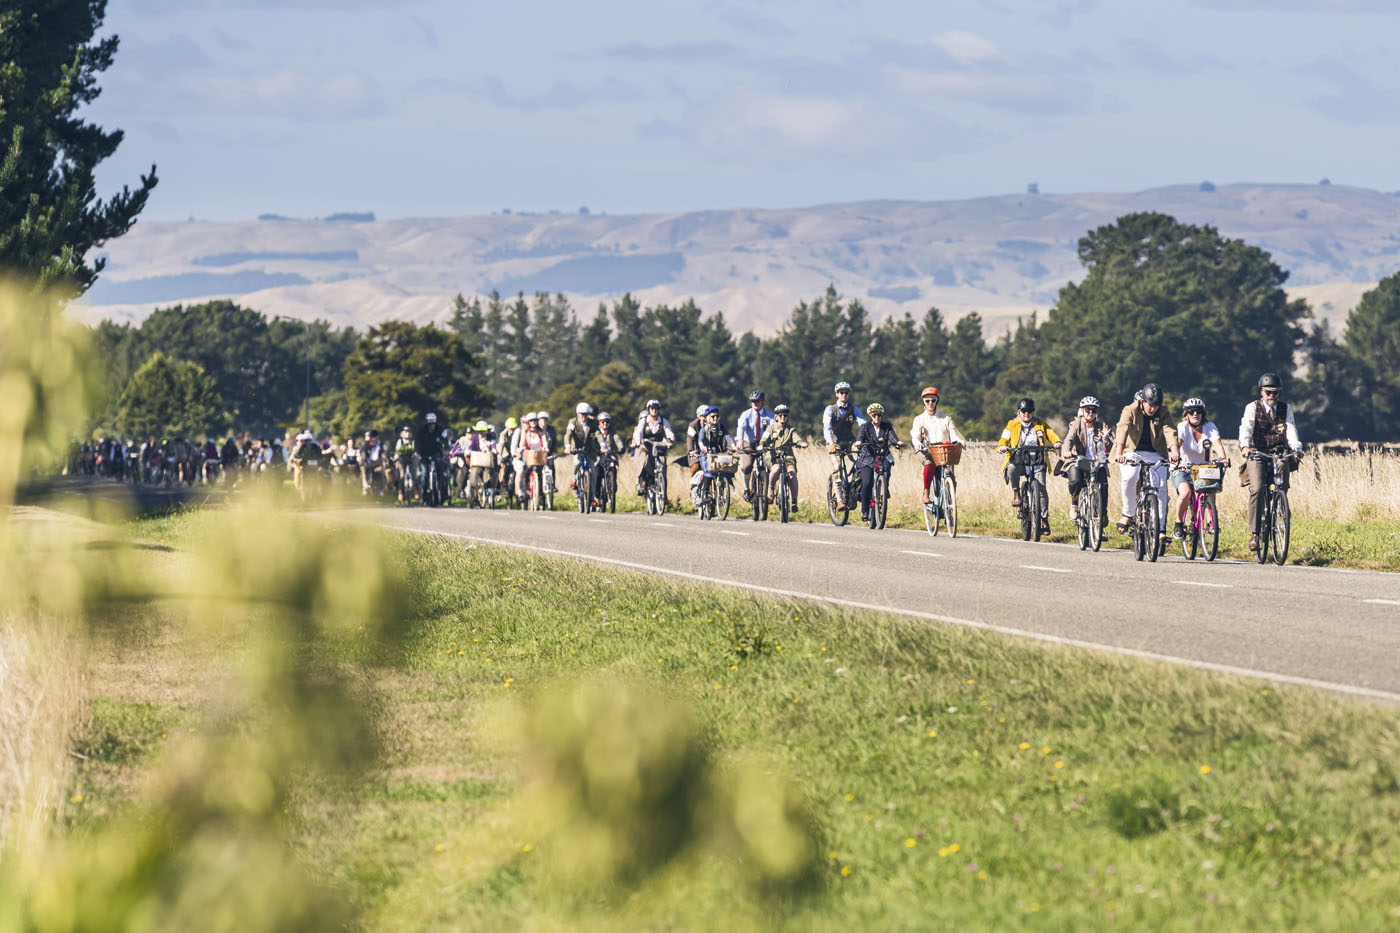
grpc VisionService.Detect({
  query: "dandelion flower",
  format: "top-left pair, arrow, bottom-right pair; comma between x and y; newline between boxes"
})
522,844 -> 533,853
841,865 -> 851,877
927,730 -> 937,738
1200,764 -> 1211,775
829,850 -> 838,860
905,838 -> 917,848
1054,760 -> 1064,769
949,843 -> 960,853
938,847 -> 949,857
977,870 -> 988,880
70,794 -> 83,804
1019,742 -> 1029,750
1041,747 -> 1051,755
434,844 -> 445,852
844,794 -> 854,802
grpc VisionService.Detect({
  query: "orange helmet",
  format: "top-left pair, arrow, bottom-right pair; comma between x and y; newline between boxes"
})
920,386 -> 940,399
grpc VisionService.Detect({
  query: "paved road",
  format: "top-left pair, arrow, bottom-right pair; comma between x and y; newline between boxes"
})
348,506 -> 1400,703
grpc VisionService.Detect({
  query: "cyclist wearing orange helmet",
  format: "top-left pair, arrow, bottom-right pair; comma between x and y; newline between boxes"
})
910,386 -> 965,505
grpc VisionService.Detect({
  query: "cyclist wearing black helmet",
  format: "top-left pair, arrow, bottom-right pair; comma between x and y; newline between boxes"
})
735,389 -> 775,501
1112,382 -> 1179,538
996,397 -> 1060,535
765,404 -> 807,501
1238,372 -> 1303,552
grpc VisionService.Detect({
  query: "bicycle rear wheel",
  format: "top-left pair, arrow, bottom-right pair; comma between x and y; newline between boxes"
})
1271,490 -> 1290,565
751,468 -> 765,522
718,479 -> 730,520
1030,481 -> 1045,542
827,474 -> 848,526
779,478 -> 791,523
875,473 -> 888,529
925,493 -> 939,537
1076,490 -> 1090,550
1202,496 -> 1219,561
607,471 -> 617,513
577,468 -> 590,513
1087,490 -> 1102,552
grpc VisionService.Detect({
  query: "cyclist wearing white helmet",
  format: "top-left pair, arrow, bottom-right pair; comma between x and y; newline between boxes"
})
1169,398 -> 1225,539
564,402 -> 595,479
685,404 -> 710,481
822,381 -> 868,483
1059,395 -> 1111,526
632,398 -> 675,496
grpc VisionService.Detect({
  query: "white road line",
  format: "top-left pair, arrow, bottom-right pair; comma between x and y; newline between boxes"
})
1021,564 -> 1071,574
804,539 -> 838,546
1175,581 -> 1232,588
650,522 -> 676,528
589,518 -> 610,523
1363,598 -> 1400,606
719,530 -> 751,536
393,526 -> 1400,704
901,550 -> 944,557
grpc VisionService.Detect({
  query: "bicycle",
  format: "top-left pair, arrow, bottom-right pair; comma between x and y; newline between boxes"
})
1249,451 -> 1297,566
825,444 -> 858,526
466,449 -> 495,508
573,452 -> 594,513
637,439 -> 670,515
762,440 -> 807,523
863,439 -> 901,530
923,443 -> 961,538
1072,448 -> 1111,552
522,450 -> 553,511
1007,445 -> 1056,542
599,450 -> 619,514
745,446 -> 770,522
1121,454 -> 1169,562
699,451 -> 737,521
1180,458 -> 1225,562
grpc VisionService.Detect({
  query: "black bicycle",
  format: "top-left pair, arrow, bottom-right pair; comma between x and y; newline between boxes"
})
698,450 -> 737,521
863,439 -> 901,530
1249,451 -> 1297,566
745,445 -> 770,522
826,444 -> 858,526
574,452 -> 594,514
637,439 -> 670,515
1121,454 -> 1168,562
421,455 -> 448,507
599,449 -> 618,514
1073,448 -> 1111,552
1008,445 -> 1056,542
761,440 -> 807,523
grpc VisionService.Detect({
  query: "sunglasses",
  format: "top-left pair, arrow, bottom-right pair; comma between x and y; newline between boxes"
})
922,397 -> 938,403
1263,390 -> 1279,397
1082,408 -> 1098,414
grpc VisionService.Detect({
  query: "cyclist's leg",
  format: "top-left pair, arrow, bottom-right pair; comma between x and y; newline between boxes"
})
786,460 -> 798,500
830,452 -> 846,506
1119,461 -> 1141,524
856,463 -> 875,516
921,461 -> 934,502
1245,459 -> 1268,541
1065,460 -> 1084,519
767,460 -> 782,493
1145,456 -> 1168,531
1003,462 -> 1020,505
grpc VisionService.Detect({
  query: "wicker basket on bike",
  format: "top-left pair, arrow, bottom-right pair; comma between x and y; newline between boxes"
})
709,452 -> 739,475
522,450 -> 548,467
1190,462 -> 1223,493
926,443 -> 962,467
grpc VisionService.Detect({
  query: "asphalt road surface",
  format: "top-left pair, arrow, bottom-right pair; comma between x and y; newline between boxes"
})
348,506 -> 1400,703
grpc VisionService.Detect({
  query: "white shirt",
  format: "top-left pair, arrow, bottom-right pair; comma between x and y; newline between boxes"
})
1238,401 -> 1301,451
1176,419 -> 1223,465
909,411 -> 966,448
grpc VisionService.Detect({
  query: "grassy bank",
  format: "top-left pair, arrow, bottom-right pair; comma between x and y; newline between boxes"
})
55,514 -> 1400,930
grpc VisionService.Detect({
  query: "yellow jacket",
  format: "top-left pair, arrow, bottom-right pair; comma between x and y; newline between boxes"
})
999,418 -> 1061,469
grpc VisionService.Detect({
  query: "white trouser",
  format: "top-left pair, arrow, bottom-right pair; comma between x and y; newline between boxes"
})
1119,452 -> 1168,528
513,458 -> 526,497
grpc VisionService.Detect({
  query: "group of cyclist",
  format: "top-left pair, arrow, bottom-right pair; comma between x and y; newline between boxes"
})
997,372 -> 1302,553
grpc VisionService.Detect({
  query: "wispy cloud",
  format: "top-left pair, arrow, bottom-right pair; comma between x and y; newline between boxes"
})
482,76 -> 642,112
1192,0 -> 1397,10
1301,57 -> 1400,124
602,40 -> 750,65
716,7 -> 797,39
1118,37 -> 1231,75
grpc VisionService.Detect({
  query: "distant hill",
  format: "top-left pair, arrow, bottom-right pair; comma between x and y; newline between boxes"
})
76,183 -> 1400,337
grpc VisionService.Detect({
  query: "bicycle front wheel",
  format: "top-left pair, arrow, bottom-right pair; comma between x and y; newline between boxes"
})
1144,496 -> 1161,562
1202,496 -> 1219,561
1076,490 -> 1090,551
718,479 -> 730,520
779,478 -> 791,523
925,490 -> 939,536
1271,490 -> 1290,565
874,473 -> 888,529
943,475 -> 958,538
1181,497 -> 1198,561
1087,489 -> 1102,551
827,474 -> 848,526
1030,481 -> 1045,542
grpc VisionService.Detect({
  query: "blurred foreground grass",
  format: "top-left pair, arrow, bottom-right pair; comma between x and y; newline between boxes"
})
27,511 -> 1399,931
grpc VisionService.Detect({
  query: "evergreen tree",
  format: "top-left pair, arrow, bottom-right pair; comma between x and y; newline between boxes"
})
980,314 -> 1045,426
116,352 -> 224,438
609,294 -> 645,373
0,0 -> 157,292
918,306 -> 951,384
1342,272 -> 1400,440
1297,321 -> 1363,440
446,293 -> 485,361
580,362 -> 666,423
342,321 -> 489,433
943,313 -> 991,429
866,312 -> 919,415
575,305 -> 612,381
502,292 -> 533,401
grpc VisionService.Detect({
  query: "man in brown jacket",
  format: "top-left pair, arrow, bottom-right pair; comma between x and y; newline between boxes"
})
1111,383 -> 1179,538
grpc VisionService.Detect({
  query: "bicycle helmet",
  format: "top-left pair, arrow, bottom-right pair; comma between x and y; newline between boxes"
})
537,411 -> 551,421
1257,372 -> 1281,390
773,403 -> 790,415
505,417 -> 518,430
748,389 -> 765,401
1079,396 -> 1100,409
474,420 -> 488,432
1140,383 -> 1163,406
920,386 -> 939,399
866,402 -> 885,415
523,411 -> 537,421
834,381 -> 852,394
646,399 -> 661,409
598,412 -> 611,422
576,402 -> 592,415
1017,397 -> 1036,413
1183,397 -> 1206,414
426,412 -> 437,424
696,405 -> 708,419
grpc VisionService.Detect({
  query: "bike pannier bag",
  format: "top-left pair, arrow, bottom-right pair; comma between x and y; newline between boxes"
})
469,450 -> 495,468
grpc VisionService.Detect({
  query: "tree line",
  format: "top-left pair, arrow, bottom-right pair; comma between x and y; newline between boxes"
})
84,211 -> 1400,444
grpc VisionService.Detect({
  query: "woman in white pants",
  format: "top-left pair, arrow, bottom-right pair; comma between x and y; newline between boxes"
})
1111,382 -> 1179,538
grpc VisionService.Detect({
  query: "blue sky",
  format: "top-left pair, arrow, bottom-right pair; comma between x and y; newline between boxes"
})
89,0 -> 1400,220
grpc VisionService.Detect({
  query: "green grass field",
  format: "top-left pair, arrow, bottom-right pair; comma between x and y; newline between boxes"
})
55,513 -> 1400,931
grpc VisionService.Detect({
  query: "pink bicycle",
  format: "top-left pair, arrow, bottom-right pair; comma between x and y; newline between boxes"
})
1180,459 -> 1225,561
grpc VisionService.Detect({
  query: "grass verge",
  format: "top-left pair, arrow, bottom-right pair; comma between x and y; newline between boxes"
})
63,515 -> 1400,930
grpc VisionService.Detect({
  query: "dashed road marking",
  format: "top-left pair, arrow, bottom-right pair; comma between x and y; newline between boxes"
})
1363,598 -> 1400,606
1175,581 -> 1232,588
1021,564 -> 1071,574
901,550 -> 944,557
650,522 -> 676,527
720,530 -> 751,536
804,539 -> 839,546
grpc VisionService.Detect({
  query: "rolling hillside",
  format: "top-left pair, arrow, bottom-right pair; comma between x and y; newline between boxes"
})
76,183 -> 1400,337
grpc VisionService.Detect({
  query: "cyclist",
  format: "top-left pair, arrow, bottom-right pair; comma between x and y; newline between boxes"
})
691,406 -> 733,508
462,421 -> 495,503
1059,396 -> 1111,527
764,403 -> 807,502
564,402 -> 595,481
586,412 -> 625,507
910,386 -> 966,505
517,414 -> 550,502
1238,372 -> 1303,553
358,429 -> 383,495
1170,398 -> 1226,540
632,399 -> 675,495
997,397 -> 1061,536
1112,382 -> 1179,539
853,403 -> 901,523
685,404 -> 709,484
291,430 -> 320,494
822,381 -> 868,509
735,389 -> 775,502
